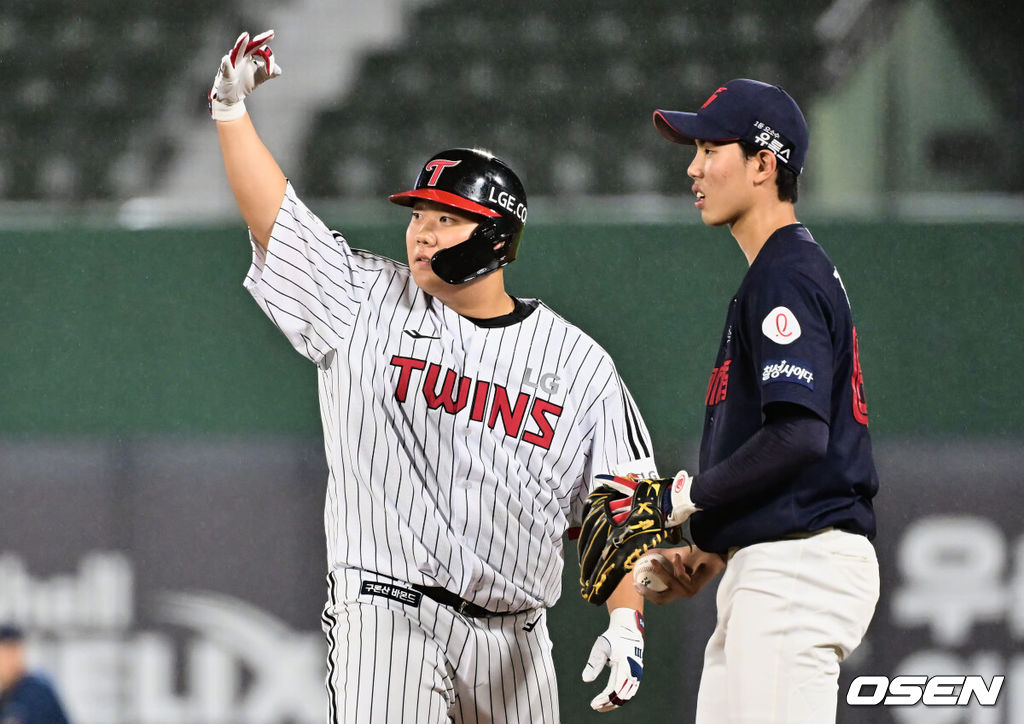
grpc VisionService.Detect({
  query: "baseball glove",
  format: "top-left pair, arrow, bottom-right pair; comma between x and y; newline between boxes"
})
578,476 -> 686,605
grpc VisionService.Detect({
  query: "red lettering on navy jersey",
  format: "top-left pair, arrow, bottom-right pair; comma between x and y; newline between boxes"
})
851,328 -> 869,425
705,360 -> 731,406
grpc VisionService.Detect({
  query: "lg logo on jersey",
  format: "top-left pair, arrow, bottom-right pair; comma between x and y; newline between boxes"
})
523,367 -> 559,394
390,355 -> 563,449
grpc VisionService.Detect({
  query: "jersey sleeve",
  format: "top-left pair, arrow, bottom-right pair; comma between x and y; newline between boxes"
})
745,267 -> 834,422
568,366 -> 658,528
244,183 -> 368,367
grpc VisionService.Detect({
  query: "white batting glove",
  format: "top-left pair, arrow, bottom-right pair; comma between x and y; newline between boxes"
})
664,469 -> 700,527
209,30 -> 282,121
581,608 -> 645,712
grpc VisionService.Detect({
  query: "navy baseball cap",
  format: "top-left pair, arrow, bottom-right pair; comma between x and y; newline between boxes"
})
653,79 -> 809,174
0,623 -> 23,642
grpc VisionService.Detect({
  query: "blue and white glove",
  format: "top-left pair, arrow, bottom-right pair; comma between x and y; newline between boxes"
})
581,608 -> 645,712
209,30 -> 282,121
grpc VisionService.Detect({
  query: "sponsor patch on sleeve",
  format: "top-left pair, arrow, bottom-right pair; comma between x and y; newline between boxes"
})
609,456 -> 658,481
761,358 -> 815,390
762,306 -> 802,344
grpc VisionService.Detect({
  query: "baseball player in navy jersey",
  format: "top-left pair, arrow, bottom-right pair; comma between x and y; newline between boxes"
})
624,79 -> 882,723
209,30 -> 657,722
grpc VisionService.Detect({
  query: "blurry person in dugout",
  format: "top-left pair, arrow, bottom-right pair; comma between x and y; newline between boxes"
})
0,625 -> 70,724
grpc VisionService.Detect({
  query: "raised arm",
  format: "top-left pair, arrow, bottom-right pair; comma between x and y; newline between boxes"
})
209,31 -> 288,248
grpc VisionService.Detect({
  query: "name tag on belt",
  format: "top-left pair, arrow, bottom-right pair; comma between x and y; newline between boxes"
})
360,580 -> 423,607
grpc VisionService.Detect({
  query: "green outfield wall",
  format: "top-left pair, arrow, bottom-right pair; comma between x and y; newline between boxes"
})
2,220 -> 1021,448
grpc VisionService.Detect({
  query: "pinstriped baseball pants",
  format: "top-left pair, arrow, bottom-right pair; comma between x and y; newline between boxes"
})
322,569 -> 560,723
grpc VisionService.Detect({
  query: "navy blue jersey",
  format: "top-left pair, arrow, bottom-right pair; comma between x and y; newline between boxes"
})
692,224 -> 877,553
0,673 -> 70,724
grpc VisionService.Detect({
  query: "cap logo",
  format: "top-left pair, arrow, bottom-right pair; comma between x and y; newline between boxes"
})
701,86 -> 728,109
423,159 -> 461,186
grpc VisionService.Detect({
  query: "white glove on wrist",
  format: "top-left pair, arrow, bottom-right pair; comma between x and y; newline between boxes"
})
209,30 -> 282,121
581,608 -> 645,712
664,469 -> 700,527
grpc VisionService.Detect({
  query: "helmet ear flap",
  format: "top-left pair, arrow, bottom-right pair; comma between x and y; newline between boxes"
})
430,217 -> 521,284
475,216 -> 518,255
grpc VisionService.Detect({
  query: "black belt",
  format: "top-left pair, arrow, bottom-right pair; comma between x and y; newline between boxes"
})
779,526 -> 837,540
411,585 -> 512,619
727,527 -> 853,559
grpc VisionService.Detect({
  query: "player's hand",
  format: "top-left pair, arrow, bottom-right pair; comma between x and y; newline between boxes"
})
634,546 -> 726,604
581,608 -> 645,712
209,30 -> 282,121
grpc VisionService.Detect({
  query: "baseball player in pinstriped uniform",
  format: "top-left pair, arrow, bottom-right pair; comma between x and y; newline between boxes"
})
210,31 -> 657,722
628,79 -> 881,723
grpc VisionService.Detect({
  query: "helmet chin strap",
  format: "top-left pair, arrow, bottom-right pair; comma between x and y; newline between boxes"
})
430,218 -> 517,284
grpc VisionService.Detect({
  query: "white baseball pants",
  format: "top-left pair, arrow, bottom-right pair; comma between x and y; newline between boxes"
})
695,529 -> 880,724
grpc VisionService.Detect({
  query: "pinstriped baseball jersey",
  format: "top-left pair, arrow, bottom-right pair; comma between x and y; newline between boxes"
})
245,183 -> 656,613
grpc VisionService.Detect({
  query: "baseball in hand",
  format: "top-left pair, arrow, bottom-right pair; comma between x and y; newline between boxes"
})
633,552 -> 670,592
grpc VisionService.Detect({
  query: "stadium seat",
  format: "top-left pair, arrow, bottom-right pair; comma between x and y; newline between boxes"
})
0,0 -> 234,201
298,0 -> 830,199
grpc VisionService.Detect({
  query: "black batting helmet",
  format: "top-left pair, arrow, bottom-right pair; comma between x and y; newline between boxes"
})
389,148 -> 527,284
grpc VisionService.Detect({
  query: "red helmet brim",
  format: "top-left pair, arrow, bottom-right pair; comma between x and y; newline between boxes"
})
388,189 -> 500,219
